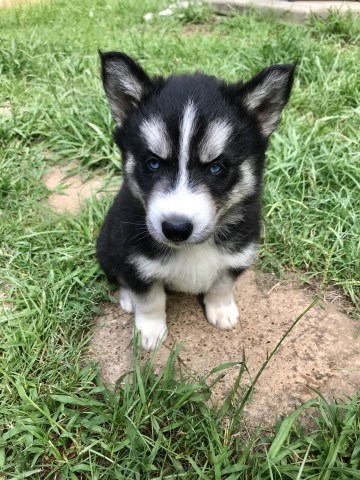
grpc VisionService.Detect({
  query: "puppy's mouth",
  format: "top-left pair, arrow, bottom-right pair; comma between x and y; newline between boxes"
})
163,235 -> 212,249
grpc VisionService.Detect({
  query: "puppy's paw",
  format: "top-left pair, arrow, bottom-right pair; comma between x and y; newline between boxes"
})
119,287 -> 133,313
205,301 -> 239,330
135,317 -> 168,350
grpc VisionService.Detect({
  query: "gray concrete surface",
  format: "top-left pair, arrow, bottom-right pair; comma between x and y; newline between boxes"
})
204,0 -> 360,22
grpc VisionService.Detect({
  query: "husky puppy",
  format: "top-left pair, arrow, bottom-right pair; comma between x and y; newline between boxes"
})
96,51 -> 295,350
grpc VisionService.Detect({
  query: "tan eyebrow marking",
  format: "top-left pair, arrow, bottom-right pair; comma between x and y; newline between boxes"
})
199,119 -> 233,163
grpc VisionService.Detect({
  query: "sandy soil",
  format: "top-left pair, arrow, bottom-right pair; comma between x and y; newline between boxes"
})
90,271 -> 360,425
41,164 -> 359,425
0,101 -> 12,117
42,164 -> 118,214
0,288 -> 12,315
0,0 -> 41,7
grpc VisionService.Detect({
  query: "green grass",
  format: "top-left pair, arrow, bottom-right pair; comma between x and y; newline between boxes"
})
1,0 -> 359,305
0,0 -> 359,477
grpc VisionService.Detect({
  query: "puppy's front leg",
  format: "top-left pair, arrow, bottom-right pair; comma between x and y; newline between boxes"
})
204,274 -> 239,330
124,282 -> 167,350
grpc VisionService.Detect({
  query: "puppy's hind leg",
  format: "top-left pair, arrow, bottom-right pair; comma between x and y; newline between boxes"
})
132,282 -> 167,350
204,274 -> 239,330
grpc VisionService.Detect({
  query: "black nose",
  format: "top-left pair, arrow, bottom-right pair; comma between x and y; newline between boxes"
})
162,219 -> 193,242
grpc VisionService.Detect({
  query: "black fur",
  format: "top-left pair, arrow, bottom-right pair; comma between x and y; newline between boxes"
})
96,52 -> 295,296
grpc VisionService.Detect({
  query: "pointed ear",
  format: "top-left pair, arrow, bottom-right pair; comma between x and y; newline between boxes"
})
99,51 -> 153,126
238,64 -> 296,137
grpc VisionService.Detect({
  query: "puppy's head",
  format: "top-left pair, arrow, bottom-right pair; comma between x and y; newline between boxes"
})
100,51 -> 295,247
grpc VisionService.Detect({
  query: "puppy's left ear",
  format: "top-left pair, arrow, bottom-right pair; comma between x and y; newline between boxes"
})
237,64 -> 296,137
100,51 -> 153,127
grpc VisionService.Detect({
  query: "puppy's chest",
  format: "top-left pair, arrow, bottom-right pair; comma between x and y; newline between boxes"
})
135,243 -> 226,294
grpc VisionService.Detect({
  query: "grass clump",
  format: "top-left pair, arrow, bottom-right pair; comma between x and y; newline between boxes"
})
307,10 -> 360,45
2,341 -> 360,478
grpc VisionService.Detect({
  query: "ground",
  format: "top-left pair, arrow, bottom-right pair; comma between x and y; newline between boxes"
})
1,0 -> 360,477
205,0 -> 360,23
42,163 -> 117,214
42,164 -> 360,426
92,273 -> 359,425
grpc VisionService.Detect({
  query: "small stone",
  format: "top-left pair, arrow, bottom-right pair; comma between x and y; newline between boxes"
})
159,8 -> 174,16
143,12 -> 154,21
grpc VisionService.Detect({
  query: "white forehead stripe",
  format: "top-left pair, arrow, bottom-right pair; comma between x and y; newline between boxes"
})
200,119 -> 233,163
179,100 -> 197,166
140,116 -> 171,159
175,99 -> 197,191
108,62 -> 143,101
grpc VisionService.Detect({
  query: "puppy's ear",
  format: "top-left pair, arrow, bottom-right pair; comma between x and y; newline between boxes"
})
237,64 -> 295,137
100,51 -> 153,126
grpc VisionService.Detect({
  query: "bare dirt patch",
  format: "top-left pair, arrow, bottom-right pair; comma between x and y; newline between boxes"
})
0,0 -> 41,7
0,101 -> 12,118
0,286 -> 12,314
42,164 -> 118,214
90,270 -> 360,425
181,23 -> 214,36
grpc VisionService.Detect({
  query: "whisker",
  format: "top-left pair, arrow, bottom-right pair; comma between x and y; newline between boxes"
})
128,230 -> 152,243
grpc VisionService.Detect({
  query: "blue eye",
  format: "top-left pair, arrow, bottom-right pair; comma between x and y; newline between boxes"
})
146,158 -> 160,172
209,162 -> 223,175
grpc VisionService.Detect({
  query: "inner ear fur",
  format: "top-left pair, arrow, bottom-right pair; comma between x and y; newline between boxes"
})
100,51 -> 154,126
229,64 -> 296,137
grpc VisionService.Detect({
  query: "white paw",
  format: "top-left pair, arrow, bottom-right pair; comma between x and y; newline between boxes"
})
134,316 -> 168,351
119,287 -> 133,313
205,300 -> 239,330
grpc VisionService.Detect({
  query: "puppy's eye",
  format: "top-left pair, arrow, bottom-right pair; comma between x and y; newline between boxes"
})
209,162 -> 223,175
146,157 -> 160,172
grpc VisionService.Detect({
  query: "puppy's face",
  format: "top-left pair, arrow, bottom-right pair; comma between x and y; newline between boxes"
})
100,52 -> 295,247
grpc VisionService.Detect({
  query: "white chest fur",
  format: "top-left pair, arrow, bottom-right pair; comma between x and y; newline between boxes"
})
130,241 -> 257,294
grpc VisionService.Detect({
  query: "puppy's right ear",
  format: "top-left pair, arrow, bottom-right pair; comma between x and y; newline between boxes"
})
100,51 -> 153,126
